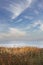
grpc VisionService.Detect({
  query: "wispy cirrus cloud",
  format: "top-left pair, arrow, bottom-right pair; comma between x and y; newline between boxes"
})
23,20 -> 43,32
32,20 -> 43,31
4,0 -> 33,19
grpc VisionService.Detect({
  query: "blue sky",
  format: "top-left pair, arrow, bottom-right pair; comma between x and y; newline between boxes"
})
0,0 -> 43,47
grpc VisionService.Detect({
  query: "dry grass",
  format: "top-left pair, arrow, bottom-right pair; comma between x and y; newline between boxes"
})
0,47 -> 43,65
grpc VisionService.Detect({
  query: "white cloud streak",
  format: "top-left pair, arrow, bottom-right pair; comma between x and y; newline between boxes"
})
33,20 -> 43,31
25,20 -> 43,31
5,0 -> 33,19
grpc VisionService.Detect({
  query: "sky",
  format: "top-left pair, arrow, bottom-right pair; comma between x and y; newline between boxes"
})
0,0 -> 43,47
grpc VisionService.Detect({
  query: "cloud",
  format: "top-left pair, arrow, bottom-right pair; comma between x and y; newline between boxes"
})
24,16 -> 33,20
22,21 -> 40,31
15,18 -> 23,23
5,0 -> 33,19
32,20 -> 40,27
22,20 -> 43,33
25,20 -> 43,31
32,20 -> 43,31
40,24 -> 43,31
9,27 -> 26,36
0,27 -> 26,41
0,20 -> 43,42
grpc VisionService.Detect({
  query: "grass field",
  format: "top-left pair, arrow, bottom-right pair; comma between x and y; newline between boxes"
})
0,47 -> 43,65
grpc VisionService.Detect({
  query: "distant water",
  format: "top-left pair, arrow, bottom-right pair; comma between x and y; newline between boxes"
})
0,41 -> 43,48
